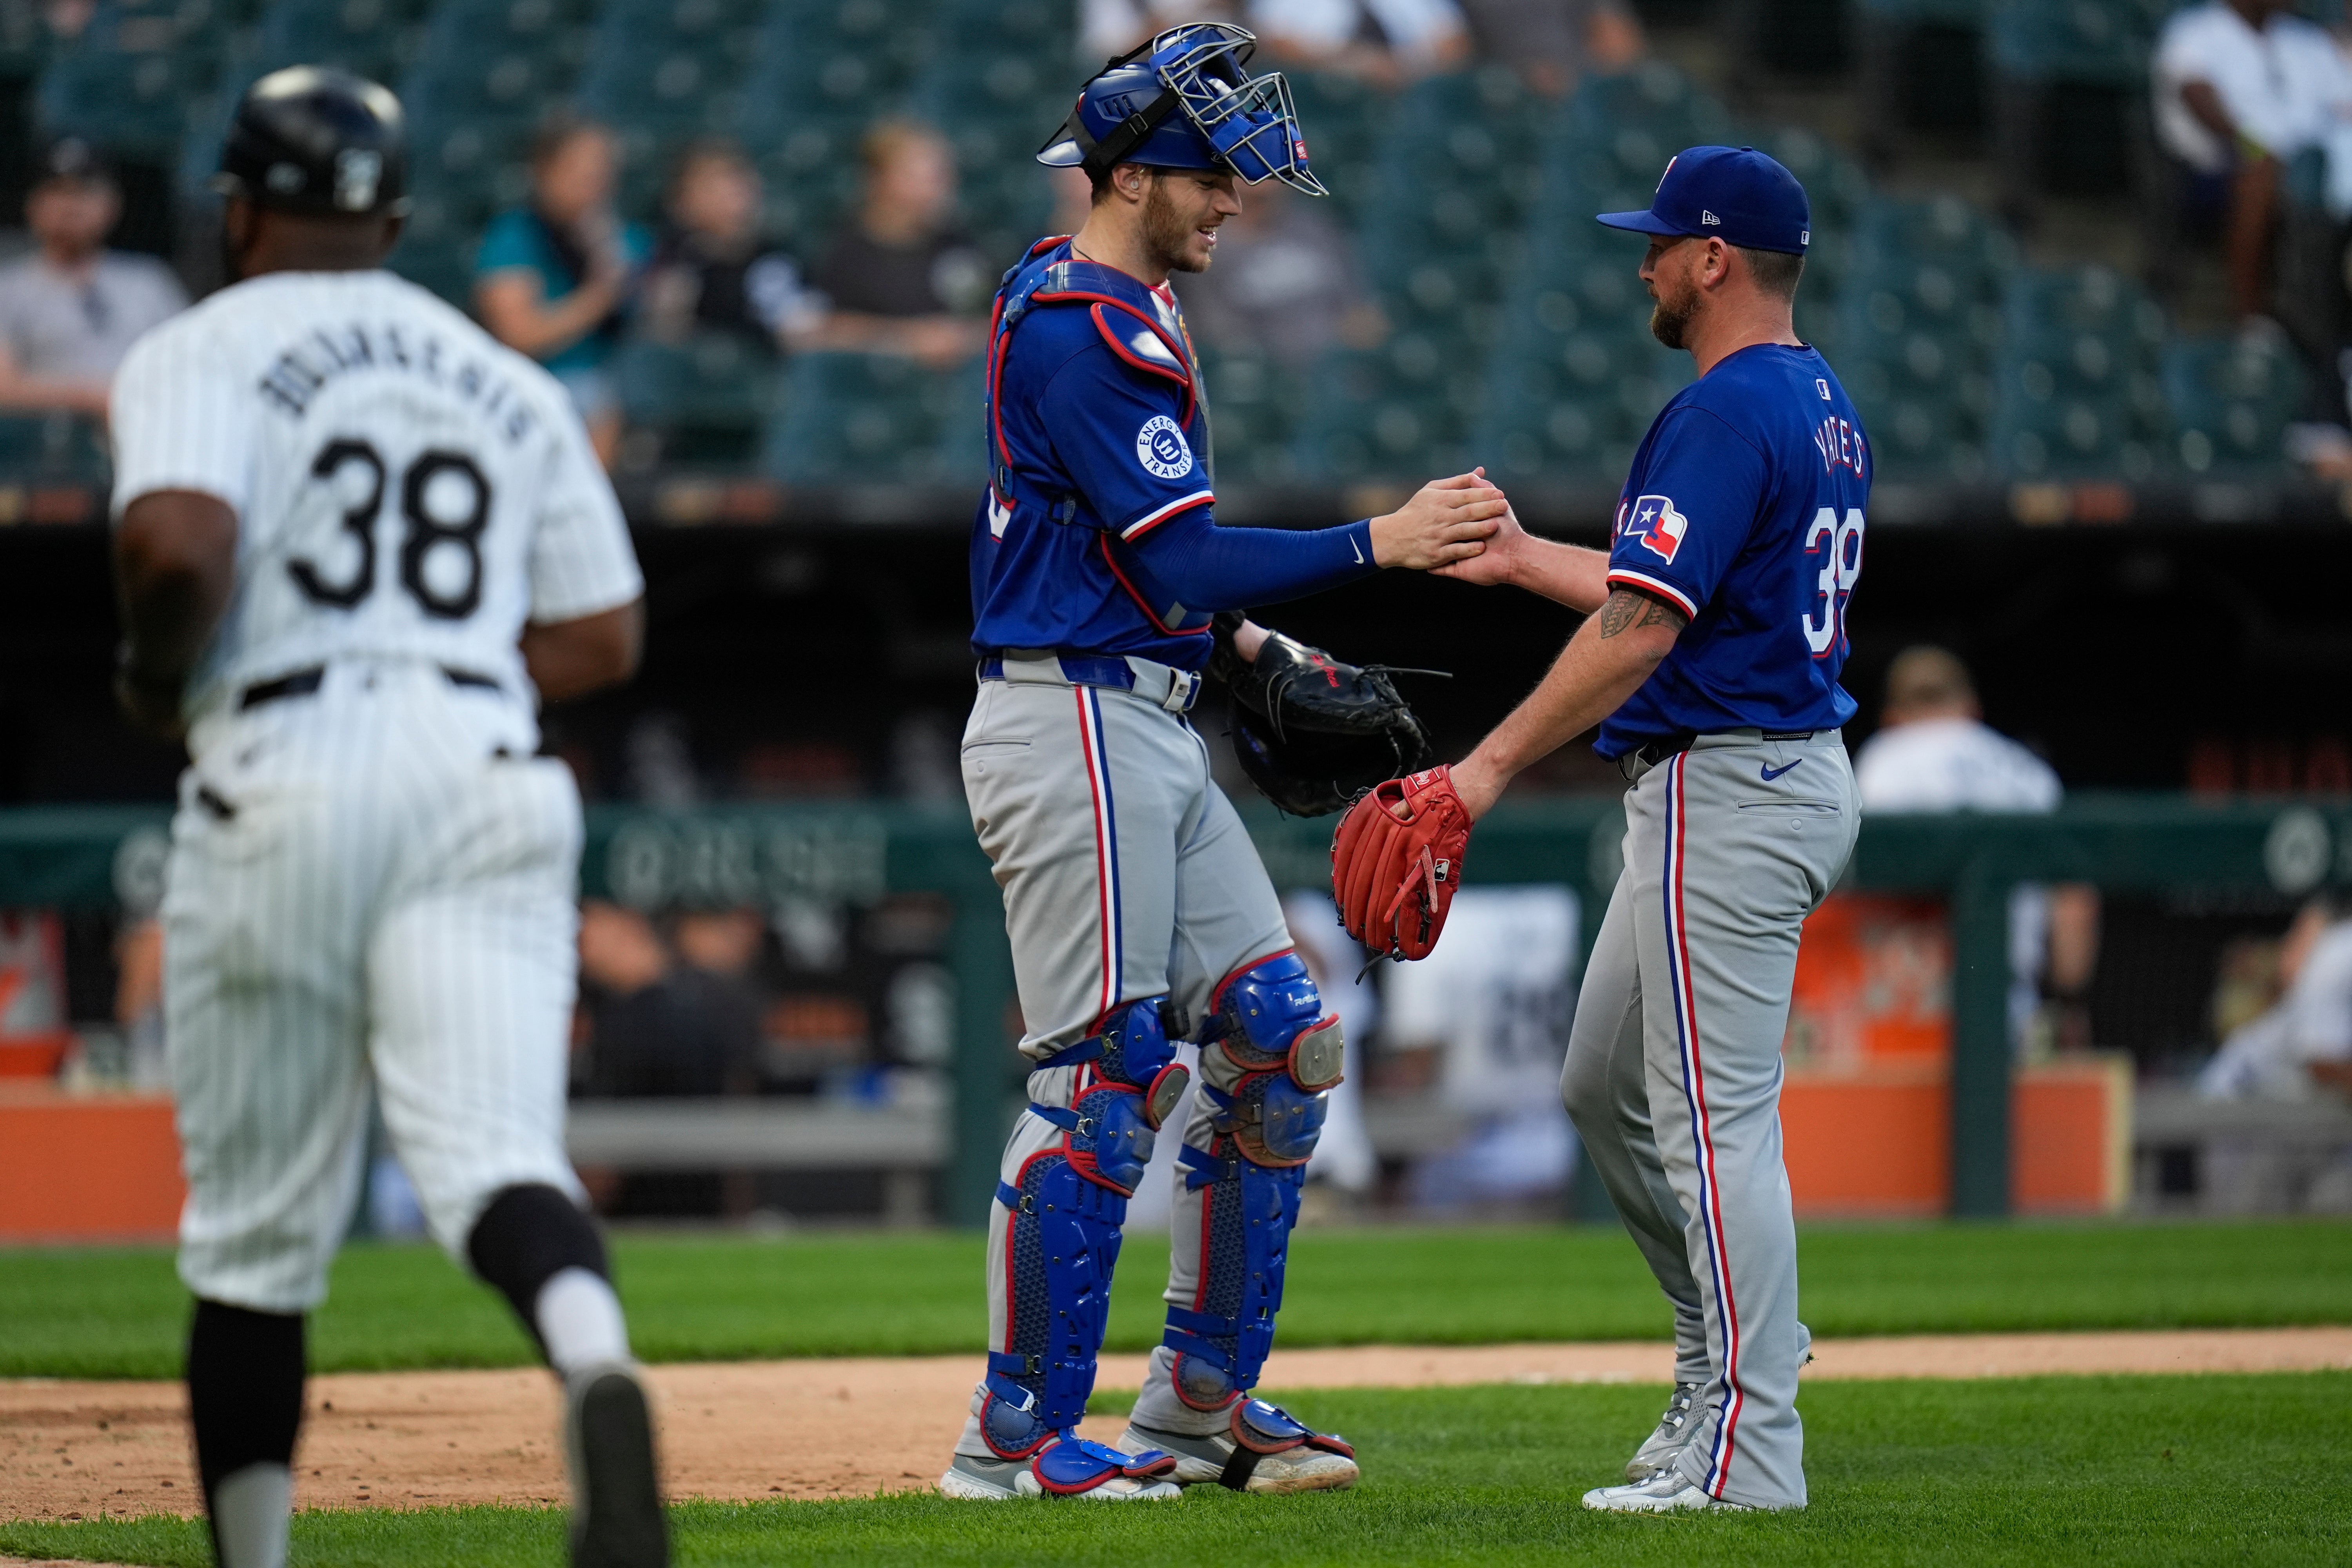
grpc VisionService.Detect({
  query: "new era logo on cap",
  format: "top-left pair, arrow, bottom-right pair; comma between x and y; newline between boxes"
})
1593,145 -> 1811,256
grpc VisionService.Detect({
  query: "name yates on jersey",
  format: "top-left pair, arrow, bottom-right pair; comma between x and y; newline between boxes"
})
258,319 -> 541,448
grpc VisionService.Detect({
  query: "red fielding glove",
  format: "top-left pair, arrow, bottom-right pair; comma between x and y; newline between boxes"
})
1329,764 -> 1474,961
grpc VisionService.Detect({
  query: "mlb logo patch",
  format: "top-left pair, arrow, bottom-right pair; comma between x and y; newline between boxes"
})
1627,494 -> 1687,563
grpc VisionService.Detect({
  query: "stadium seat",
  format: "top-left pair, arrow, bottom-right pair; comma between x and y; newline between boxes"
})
1990,266 -> 2167,477
36,0 -> 224,157
763,350 -> 983,485
1854,0 -> 1987,158
1292,334 -> 1482,480
1282,69 -> 1393,219
1197,348 -> 1303,485
1985,0 -> 2160,216
0,411 -> 111,486
617,331 -> 779,466
2161,333 -> 2306,475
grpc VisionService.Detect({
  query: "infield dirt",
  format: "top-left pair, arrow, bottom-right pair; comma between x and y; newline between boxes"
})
3,1327 -> 2347,1523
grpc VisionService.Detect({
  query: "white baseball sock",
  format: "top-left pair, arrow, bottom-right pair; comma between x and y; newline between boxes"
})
534,1267 -> 631,1377
211,1460 -> 291,1568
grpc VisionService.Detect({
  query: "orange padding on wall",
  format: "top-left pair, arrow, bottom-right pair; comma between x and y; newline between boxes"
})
1779,1054 -> 2133,1218
0,1086 -> 185,1241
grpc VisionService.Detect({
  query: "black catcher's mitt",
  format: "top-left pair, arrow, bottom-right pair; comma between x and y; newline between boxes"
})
1210,614 -> 1437,817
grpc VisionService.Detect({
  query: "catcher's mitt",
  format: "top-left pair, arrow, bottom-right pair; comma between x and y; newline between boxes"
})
1330,765 -> 1474,961
1212,615 -> 1436,817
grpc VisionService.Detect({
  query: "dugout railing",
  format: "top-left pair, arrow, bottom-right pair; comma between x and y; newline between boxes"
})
1,794 -> 2337,1223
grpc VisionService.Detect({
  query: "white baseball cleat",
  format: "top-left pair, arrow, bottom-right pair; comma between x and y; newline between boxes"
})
1121,1399 -> 1359,1495
1625,1381 -> 1705,1481
1582,1466 -> 1755,1514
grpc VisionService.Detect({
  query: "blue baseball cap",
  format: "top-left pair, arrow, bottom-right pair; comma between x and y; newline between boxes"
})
1596,145 -> 1810,255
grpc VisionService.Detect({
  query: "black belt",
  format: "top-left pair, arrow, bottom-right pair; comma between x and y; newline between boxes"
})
238,664 -> 501,711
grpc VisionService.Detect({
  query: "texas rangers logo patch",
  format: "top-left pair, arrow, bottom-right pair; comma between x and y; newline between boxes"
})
1628,494 -> 1688,563
1136,415 -> 1194,480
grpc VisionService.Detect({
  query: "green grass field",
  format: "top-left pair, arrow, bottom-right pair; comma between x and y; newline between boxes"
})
4,1375 -> 2347,1566
5,1218 -> 2350,1379
6,1219 -> 2348,1565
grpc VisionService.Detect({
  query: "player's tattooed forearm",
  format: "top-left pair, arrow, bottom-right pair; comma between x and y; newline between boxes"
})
1597,588 -> 1689,637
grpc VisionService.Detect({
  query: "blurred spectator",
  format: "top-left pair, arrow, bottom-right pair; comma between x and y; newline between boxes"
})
1252,0 -> 1470,84
1175,174 -> 1385,369
0,138 -> 184,418
1455,0 -> 1643,96
1080,0 -> 1236,57
2200,896 -> 2352,1101
637,140 -> 822,350
803,120 -> 987,368
1381,886 -> 1580,1209
1855,646 -> 2100,1055
575,900 -> 757,1098
476,117 -> 652,466
2151,0 -> 2352,321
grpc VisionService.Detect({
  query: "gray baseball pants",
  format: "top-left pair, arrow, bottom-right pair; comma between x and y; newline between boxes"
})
1561,730 -> 1858,1510
954,654 -> 1299,1457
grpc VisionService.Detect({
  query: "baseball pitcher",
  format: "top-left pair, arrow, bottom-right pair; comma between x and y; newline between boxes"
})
941,24 -> 1506,1501
1332,146 -> 1866,1513
109,68 -> 665,1567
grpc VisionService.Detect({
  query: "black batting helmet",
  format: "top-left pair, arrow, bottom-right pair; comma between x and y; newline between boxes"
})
213,65 -> 410,218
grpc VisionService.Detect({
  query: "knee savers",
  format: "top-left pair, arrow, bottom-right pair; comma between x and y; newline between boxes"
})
1032,997 -> 1190,1196
1203,951 -> 1343,1167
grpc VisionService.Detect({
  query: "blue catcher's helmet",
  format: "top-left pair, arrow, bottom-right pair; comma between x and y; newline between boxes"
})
1038,23 -> 1326,195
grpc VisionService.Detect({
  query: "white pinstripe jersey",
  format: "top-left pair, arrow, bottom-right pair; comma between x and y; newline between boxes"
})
109,269 -> 642,743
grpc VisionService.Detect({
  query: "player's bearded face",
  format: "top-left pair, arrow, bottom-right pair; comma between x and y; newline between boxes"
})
1141,171 -> 1234,275
1646,240 -> 1701,350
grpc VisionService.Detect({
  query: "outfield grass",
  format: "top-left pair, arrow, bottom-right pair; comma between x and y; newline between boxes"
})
4,1218 -> 2349,1380
3,1373 -> 2345,1565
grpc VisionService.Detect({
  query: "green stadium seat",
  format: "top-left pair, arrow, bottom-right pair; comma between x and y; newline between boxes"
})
763,351 -> 982,485
251,0 -> 421,83
1566,60 -> 1735,147
1292,334 -> 1481,480
0,412 -> 111,486
2161,334 -> 2305,474
1283,69 -> 1393,218
1197,348 -> 1303,485
617,332 -> 779,466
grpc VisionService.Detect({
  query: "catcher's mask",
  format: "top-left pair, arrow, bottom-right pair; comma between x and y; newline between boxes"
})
1037,23 -> 1327,196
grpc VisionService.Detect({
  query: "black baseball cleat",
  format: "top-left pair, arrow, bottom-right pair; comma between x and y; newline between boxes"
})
564,1361 -> 670,1568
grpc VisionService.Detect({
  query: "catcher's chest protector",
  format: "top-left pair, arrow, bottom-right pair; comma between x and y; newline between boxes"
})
986,241 -> 1211,506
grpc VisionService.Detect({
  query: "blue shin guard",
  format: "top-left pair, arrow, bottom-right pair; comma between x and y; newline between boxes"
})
980,1000 -> 1189,1489
1161,952 -> 1343,1412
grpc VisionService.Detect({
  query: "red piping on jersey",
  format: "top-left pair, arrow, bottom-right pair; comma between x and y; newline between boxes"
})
1098,534 -> 1214,639
1120,490 -> 1214,542
1031,288 -> 1197,423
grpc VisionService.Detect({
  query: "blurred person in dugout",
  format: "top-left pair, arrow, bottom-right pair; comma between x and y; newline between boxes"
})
1174,173 -> 1386,369
0,137 -> 185,417
637,140 -> 825,351
2149,0 -> 2352,324
2197,896 -> 2352,1210
475,116 -> 652,467
800,120 -> 987,367
1383,887 -> 1583,1210
1853,646 -> 2100,1056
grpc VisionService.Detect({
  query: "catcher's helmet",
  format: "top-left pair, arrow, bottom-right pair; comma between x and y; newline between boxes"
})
213,65 -> 410,218
1039,23 -> 1325,195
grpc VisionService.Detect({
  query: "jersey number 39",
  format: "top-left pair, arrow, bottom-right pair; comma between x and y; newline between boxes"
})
288,438 -> 492,619
1802,506 -> 1863,659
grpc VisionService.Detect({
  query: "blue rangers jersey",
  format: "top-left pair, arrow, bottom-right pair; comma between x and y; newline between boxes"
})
1597,343 -> 1868,759
969,238 -> 1225,670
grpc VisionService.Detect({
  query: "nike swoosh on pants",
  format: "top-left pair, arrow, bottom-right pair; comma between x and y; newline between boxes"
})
1759,759 -> 1804,781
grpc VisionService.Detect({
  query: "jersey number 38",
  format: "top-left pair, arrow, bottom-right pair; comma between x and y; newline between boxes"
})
1801,506 -> 1864,659
288,437 -> 493,620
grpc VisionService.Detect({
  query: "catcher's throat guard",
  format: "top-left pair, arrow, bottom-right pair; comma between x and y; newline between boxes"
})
1038,23 -> 1327,195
